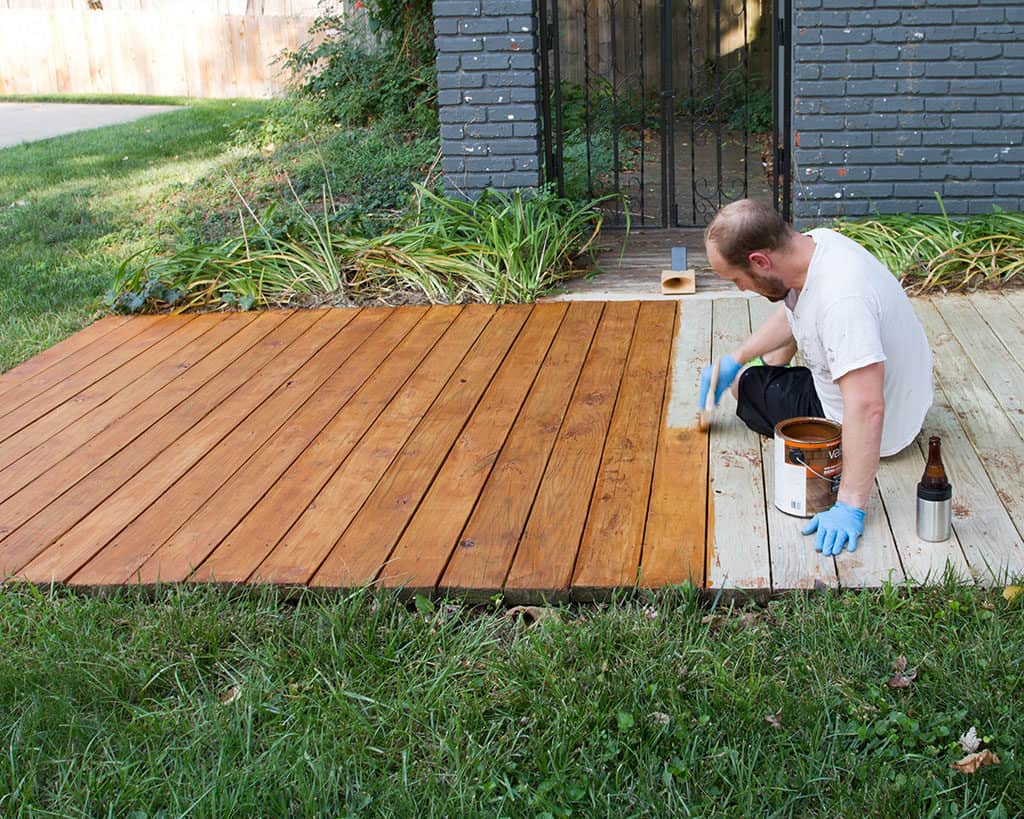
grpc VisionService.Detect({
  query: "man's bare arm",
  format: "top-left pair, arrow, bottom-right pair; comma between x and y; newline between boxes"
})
835,361 -> 886,509
732,303 -> 795,364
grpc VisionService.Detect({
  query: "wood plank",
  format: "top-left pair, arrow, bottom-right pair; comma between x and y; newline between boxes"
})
438,301 -> 604,600
704,297 -> 770,594
639,300 -> 709,589
969,292 -> 1024,374
376,303 -> 569,595
572,300 -> 677,599
0,316 -> 190,442
875,412 -> 972,584
134,306 -> 452,585
505,302 -> 638,601
70,306 -> 416,587
0,314 -> 222,474
745,296 -> 837,591
312,305 -> 529,590
914,298 -> 1024,582
934,294 -> 1024,443
913,392 -> 1020,584
180,303 -> 468,585
17,308 -> 361,583
0,315 -> 132,398
0,312 -> 282,511
0,313 -> 258,504
0,309 -> 324,578
0,315 -> 163,418
247,306 -> 493,586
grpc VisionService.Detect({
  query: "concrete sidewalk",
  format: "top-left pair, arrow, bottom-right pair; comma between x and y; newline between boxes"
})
0,102 -> 181,149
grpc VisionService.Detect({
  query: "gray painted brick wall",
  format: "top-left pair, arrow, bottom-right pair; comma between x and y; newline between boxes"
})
793,0 -> 1024,221
433,0 -> 542,199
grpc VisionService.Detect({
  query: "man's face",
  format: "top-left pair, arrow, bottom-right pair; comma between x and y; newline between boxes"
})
706,241 -> 789,302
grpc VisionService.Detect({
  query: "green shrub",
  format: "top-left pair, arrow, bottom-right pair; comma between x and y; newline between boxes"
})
283,2 -> 437,133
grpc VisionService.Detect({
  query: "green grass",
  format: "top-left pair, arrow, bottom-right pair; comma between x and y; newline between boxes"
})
0,582 -> 1020,816
0,93 -> 192,106
0,99 -> 274,372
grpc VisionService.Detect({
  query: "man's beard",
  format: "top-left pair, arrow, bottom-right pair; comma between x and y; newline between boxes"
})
748,270 -> 789,302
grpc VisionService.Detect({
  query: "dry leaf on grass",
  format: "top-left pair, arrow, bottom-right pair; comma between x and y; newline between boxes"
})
219,686 -> 241,705
952,749 -> 1000,774
765,711 -> 782,729
959,726 -> 980,754
504,605 -> 561,625
887,656 -> 918,689
1003,585 -> 1022,604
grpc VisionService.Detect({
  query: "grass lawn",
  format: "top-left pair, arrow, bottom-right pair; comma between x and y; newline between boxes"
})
0,99 -> 268,373
0,583 -> 1021,816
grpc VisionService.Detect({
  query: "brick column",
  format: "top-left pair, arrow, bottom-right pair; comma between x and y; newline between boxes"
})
433,0 -> 544,199
792,0 -> 1024,221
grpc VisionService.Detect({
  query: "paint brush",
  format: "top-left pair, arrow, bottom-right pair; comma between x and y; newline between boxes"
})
697,359 -> 719,433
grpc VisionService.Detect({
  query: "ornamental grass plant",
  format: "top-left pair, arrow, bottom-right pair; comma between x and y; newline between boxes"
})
835,203 -> 1024,294
108,184 -> 613,311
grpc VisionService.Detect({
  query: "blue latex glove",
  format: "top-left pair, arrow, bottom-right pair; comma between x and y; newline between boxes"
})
698,353 -> 743,409
802,501 -> 865,556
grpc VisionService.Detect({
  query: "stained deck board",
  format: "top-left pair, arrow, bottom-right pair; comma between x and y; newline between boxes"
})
440,301 -> 603,600
2,294 -> 1023,596
0,315 -> 133,400
571,301 -> 677,598
250,305 -> 485,586
640,299 -> 709,589
72,307 -> 397,586
0,314 -> 233,475
0,312 -> 260,504
315,304 -> 524,591
505,301 -> 636,602
19,309 -> 356,583
0,315 -> 189,441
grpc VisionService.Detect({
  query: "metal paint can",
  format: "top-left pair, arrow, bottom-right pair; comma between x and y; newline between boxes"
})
773,417 -> 843,518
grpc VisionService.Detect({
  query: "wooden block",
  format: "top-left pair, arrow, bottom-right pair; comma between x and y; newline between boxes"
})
661,269 -> 696,295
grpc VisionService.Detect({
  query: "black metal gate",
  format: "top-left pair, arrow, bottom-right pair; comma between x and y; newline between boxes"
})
538,0 -> 792,227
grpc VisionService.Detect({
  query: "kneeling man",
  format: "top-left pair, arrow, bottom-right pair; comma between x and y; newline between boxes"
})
698,199 -> 933,556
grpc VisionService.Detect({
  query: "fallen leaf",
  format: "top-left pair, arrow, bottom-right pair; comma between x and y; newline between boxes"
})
219,685 -> 241,705
959,726 -> 980,754
765,711 -> 782,729
504,605 -> 560,625
887,656 -> 918,689
952,749 -> 1000,774
1003,586 -> 1022,604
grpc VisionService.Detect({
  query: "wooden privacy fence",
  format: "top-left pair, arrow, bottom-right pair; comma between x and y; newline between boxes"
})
0,8 -> 319,97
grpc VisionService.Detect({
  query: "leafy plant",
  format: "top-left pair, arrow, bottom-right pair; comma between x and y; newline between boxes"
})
283,2 -> 437,133
107,184 -> 612,311
834,198 -> 1024,293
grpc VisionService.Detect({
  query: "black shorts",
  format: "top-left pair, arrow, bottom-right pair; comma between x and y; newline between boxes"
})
736,365 -> 825,438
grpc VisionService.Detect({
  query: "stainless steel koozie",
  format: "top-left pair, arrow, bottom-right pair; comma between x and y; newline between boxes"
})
917,496 -> 952,542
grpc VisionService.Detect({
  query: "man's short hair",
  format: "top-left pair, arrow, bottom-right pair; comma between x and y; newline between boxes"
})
704,199 -> 793,269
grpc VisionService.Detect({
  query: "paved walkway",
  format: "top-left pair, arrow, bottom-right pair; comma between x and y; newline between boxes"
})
0,102 -> 180,149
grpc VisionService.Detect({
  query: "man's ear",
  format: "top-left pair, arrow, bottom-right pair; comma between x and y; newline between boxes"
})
747,250 -> 772,272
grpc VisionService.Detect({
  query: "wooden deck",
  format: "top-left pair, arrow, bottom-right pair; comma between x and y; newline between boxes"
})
0,293 -> 1022,600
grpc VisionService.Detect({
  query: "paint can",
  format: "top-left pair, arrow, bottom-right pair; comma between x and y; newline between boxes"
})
773,417 -> 842,518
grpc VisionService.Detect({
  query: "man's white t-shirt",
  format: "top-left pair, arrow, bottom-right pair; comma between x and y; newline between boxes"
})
783,228 -> 932,456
